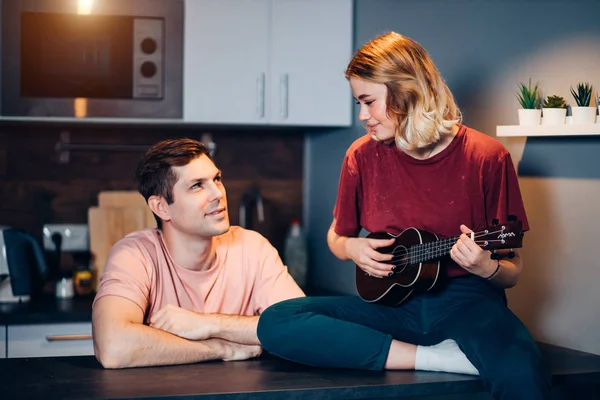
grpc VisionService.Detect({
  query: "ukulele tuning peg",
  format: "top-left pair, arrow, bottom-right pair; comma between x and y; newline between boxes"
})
490,250 -> 500,260
507,215 -> 517,222
491,218 -> 499,226
508,249 -> 515,259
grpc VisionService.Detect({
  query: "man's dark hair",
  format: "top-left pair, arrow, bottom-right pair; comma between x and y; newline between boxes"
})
135,138 -> 211,228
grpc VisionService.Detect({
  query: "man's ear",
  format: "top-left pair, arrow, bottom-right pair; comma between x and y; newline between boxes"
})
148,195 -> 171,222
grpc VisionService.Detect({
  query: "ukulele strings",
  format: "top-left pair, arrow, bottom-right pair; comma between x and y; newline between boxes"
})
387,229 -> 509,263
385,227 -> 511,264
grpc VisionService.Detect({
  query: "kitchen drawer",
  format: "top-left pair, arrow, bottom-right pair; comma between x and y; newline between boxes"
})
0,325 -> 6,358
7,322 -> 93,358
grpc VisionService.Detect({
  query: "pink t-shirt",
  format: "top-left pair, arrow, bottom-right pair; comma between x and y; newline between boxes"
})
93,226 -> 305,322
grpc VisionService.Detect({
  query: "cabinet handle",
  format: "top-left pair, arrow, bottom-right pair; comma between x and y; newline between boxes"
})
256,73 -> 265,118
46,334 -> 92,342
280,74 -> 289,119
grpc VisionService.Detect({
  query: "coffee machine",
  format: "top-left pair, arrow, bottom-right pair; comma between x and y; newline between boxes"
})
0,227 -> 48,302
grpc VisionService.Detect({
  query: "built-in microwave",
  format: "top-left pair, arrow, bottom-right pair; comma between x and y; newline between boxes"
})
1,0 -> 183,119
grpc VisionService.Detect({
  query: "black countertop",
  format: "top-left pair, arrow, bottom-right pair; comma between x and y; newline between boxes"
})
0,294 -> 94,325
0,343 -> 599,400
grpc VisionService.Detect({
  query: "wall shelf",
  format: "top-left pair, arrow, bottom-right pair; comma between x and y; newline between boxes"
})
497,123 -> 600,137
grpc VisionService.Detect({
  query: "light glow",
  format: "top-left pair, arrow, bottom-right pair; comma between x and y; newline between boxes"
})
77,0 -> 93,15
74,98 -> 87,118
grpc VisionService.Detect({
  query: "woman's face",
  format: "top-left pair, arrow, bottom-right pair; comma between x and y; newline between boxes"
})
350,78 -> 397,142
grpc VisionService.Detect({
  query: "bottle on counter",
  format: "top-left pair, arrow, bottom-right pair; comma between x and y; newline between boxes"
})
283,219 -> 308,289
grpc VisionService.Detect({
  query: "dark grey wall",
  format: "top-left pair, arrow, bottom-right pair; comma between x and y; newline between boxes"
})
306,0 -> 600,294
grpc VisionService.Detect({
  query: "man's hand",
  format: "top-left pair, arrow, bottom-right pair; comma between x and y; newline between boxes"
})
149,304 -> 218,341
450,224 -> 497,278
221,341 -> 263,361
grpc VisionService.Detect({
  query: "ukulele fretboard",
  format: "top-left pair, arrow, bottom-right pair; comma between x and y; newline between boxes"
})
409,236 -> 459,264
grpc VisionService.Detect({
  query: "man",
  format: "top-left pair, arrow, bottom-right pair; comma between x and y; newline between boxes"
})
92,138 -> 304,369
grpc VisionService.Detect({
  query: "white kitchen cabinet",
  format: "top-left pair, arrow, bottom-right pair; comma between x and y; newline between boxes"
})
0,326 -> 6,358
184,0 -> 353,126
7,322 -> 94,358
269,0 -> 353,126
184,0 -> 270,125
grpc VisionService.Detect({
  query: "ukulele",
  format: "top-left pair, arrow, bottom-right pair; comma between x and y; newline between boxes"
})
355,216 -> 524,306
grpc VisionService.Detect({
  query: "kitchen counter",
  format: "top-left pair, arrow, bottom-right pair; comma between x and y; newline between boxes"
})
0,294 -> 93,325
0,343 -> 599,399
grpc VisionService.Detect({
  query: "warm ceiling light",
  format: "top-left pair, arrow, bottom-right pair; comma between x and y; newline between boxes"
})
77,0 -> 93,15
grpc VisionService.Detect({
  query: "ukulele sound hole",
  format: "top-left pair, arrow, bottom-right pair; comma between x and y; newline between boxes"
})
390,245 -> 409,274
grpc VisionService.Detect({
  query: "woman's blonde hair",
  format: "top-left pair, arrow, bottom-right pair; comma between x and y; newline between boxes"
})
345,32 -> 461,151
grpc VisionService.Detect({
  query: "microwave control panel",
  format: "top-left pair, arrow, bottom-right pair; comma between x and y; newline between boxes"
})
133,18 -> 164,99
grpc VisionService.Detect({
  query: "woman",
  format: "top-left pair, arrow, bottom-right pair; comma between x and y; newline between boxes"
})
257,32 -> 550,399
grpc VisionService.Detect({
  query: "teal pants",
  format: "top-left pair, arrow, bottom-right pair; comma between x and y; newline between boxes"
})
257,275 -> 550,400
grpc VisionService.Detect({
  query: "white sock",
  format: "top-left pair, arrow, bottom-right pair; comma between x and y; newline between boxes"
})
415,339 -> 479,375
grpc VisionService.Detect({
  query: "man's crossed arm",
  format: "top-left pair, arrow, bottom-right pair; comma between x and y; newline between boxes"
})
92,296 -> 262,369
148,304 -> 260,345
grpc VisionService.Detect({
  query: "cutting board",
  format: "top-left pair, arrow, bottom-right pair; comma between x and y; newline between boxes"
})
98,190 -> 149,208
88,191 -> 156,290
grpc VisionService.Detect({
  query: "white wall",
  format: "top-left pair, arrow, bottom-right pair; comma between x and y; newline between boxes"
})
477,31 -> 600,356
508,178 -> 600,355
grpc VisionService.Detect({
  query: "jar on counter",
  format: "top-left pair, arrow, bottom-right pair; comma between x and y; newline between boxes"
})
74,265 -> 94,296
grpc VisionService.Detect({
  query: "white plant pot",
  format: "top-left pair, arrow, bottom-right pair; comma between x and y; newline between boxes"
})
571,106 -> 596,124
541,108 -> 567,125
518,109 -> 541,126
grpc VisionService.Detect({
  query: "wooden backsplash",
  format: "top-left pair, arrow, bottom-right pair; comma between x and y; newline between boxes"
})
0,122 -> 304,254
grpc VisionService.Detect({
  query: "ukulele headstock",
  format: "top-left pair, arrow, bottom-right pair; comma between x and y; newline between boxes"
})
476,216 -> 524,250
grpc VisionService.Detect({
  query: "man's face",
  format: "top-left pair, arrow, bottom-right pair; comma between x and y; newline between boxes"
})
164,154 -> 230,238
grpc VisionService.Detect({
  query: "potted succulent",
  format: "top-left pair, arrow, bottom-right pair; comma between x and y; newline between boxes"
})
541,95 -> 567,125
570,81 -> 595,124
516,79 -> 542,126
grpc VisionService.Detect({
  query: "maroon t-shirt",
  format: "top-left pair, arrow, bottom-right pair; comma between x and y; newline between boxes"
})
333,124 -> 529,278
